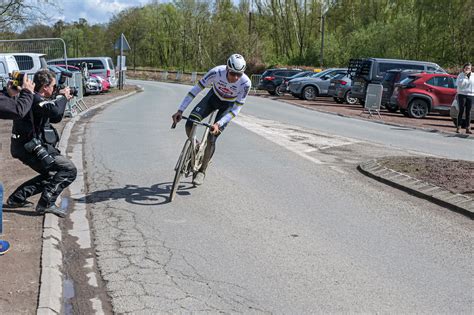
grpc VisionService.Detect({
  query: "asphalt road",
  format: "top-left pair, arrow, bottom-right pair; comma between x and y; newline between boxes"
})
79,80 -> 472,313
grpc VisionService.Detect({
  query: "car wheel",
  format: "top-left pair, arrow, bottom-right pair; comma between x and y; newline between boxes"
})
408,99 -> 429,118
303,86 -> 318,100
344,92 -> 358,105
275,85 -> 284,96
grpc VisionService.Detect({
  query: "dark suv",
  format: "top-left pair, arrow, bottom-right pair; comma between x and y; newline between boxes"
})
257,68 -> 302,95
381,69 -> 428,112
348,58 -> 445,105
393,73 -> 457,119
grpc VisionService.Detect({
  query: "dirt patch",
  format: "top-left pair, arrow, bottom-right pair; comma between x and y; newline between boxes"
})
379,157 -> 474,198
0,85 -> 138,314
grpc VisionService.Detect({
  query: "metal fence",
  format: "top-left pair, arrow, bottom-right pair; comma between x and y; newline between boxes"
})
250,74 -> 262,92
64,72 -> 87,116
0,38 -> 67,62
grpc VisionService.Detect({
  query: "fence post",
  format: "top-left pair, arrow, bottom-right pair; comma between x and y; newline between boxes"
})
191,72 -> 197,84
161,71 -> 168,81
176,71 -> 182,81
250,74 -> 262,93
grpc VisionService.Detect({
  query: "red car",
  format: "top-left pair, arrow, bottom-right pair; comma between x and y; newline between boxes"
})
392,73 -> 457,118
51,64 -> 110,92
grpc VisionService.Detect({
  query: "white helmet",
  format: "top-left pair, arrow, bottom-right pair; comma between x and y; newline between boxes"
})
227,54 -> 246,74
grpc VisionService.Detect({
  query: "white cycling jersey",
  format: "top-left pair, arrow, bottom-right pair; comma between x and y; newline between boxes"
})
178,65 -> 251,126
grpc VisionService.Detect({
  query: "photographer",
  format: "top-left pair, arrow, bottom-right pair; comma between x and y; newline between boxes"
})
0,76 -> 35,119
456,62 -> 473,134
5,69 -> 77,218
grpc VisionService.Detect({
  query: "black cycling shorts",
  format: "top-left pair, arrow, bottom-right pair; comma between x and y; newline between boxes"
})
188,89 -> 233,132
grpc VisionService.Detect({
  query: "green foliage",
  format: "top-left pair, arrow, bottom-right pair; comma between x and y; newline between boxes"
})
2,0 -> 470,72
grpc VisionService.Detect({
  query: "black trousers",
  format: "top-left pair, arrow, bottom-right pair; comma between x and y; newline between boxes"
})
457,94 -> 472,128
8,149 -> 77,210
186,90 -> 233,173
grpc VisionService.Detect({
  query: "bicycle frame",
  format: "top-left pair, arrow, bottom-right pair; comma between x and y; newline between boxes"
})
184,113 -> 215,174
170,111 -> 217,201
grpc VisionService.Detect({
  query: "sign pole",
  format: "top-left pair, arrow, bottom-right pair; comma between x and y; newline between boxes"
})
119,34 -> 124,90
114,33 -> 130,90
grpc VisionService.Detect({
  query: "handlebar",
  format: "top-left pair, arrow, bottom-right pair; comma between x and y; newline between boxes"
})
171,116 -> 213,129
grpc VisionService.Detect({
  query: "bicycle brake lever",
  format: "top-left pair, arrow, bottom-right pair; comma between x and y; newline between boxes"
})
171,122 -> 177,129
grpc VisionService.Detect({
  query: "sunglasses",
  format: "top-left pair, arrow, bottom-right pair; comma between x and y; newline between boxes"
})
228,71 -> 243,77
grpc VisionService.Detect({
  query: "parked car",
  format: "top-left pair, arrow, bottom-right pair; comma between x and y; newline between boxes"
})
92,74 -> 110,92
257,68 -> 303,95
51,64 -> 102,95
0,54 -> 20,88
288,68 -> 347,100
381,69 -> 429,112
328,74 -> 357,105
392,73 -> 457,119
11,53 -> 48,75
348,58 -> 446,105
48,57 -> 117,88
278,71 -> 313,95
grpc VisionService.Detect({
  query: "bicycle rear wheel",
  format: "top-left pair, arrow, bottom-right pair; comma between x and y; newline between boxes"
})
170,140 -> 192,202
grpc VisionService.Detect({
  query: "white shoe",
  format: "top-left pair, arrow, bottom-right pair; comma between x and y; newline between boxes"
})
193,172 -> 205,186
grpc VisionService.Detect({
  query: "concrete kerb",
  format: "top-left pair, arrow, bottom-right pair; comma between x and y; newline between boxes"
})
36,86 -> 143,315
358,159 -> 474,219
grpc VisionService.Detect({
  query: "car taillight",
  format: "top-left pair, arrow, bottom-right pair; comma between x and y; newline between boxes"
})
106,69 -> 110,77
263,76 -> 275,81
340,80 -> 347,85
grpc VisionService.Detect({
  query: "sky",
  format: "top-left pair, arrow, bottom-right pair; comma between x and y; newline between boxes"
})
50,0 -> 153,25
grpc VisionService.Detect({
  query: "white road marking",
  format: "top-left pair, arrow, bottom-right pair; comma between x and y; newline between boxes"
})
234,114 -> 362,171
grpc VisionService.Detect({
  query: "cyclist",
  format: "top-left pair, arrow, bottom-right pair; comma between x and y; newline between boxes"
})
172,54 -> 251,186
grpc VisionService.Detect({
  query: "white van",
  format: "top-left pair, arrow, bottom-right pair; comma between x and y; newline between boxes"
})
12,53 -> 48,75
0,54 -> 20,87
48,57 -> 117,88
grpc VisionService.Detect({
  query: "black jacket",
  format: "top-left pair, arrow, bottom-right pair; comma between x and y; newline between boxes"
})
0,89 -> 34,120
11,93 -> 68,159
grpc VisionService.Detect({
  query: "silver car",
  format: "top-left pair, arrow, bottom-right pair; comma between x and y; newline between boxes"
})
289,68 -> 348,100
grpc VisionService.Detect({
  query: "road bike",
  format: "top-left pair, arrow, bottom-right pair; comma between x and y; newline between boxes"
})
170,112 -> 216,202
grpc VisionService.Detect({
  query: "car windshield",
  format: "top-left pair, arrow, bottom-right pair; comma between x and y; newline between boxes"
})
289,71 -> 310,79
383,71 -> 399,82
311,69 -> 335,78
399,76 -> 418,85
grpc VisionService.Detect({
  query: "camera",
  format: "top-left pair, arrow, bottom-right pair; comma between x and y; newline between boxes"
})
55,71 -> 79,97
24,138 -> 55,168
10,71 -> 25,88
69,86 -> 79,97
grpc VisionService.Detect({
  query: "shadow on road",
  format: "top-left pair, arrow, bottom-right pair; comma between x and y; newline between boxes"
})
76,182 -> 195,206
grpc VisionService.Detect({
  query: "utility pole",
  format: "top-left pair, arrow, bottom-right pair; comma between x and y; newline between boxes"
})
320,0 -> 333,67
320,13 -> 325,67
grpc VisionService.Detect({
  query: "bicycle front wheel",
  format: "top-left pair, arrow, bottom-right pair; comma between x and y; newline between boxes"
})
170,139 -> 192,202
